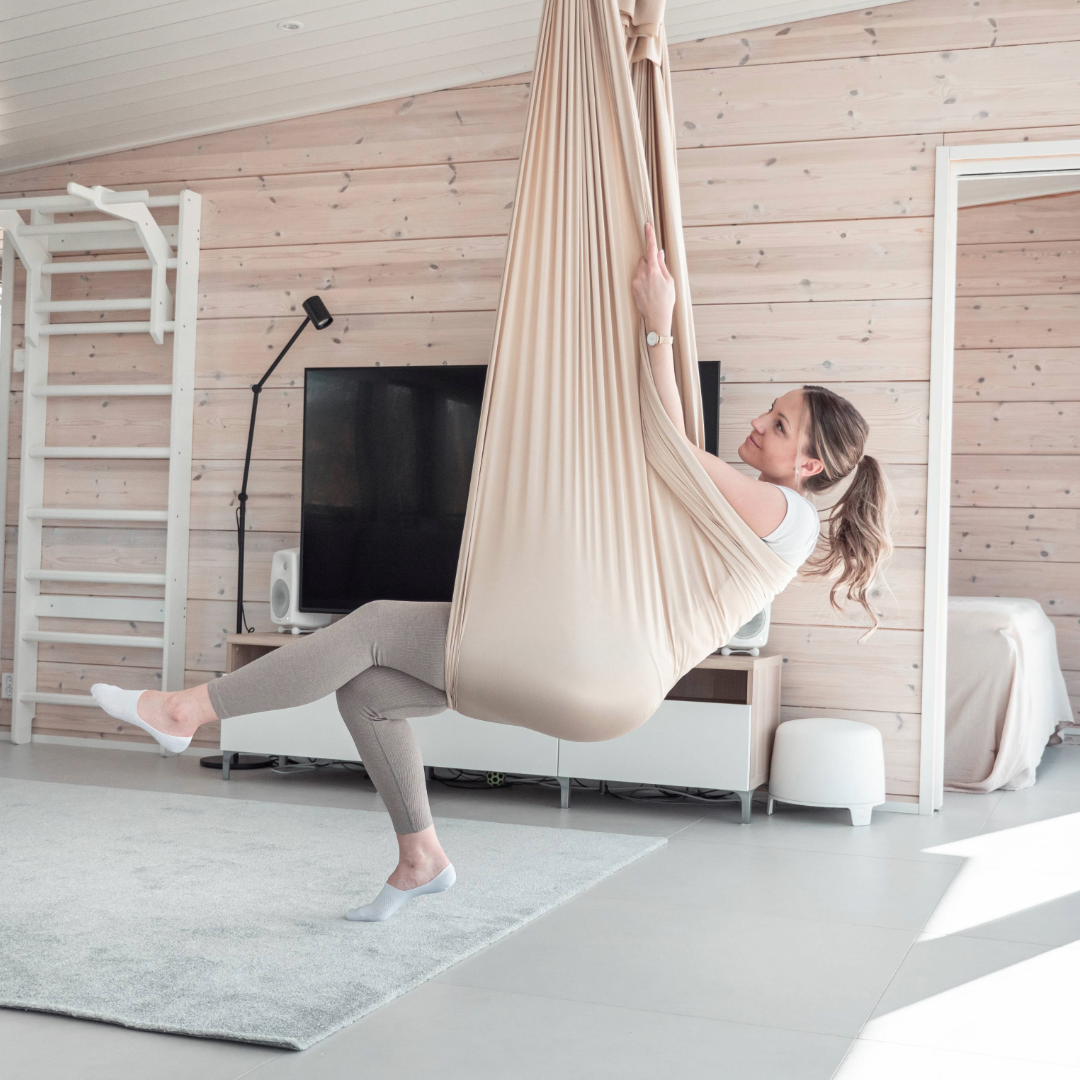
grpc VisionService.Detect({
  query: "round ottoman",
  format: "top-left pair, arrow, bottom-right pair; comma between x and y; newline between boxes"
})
767,718 -> 885,826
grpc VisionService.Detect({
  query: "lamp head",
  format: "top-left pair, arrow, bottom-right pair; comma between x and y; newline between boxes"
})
302,295 -> 333,330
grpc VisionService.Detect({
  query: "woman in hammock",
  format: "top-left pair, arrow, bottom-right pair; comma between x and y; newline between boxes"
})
91,221 -> 891,922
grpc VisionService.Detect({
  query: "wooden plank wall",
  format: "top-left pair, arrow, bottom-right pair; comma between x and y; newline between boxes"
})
2,0 -> 1080,798
950,190 -> 1080,723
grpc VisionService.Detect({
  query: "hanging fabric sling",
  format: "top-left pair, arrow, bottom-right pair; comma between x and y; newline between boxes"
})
444,0 -> 796,742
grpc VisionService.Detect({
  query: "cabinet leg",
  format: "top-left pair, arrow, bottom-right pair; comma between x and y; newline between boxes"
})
767,794 -> 775,816
222,752 -> 232,781
558,777 -> 570,809
736,790 -> 752,824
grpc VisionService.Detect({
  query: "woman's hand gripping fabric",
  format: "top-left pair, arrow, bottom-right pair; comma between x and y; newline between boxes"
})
631,221 -> 675,331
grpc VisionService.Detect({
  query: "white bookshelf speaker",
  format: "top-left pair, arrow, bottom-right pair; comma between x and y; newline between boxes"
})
269,548 -> 331,633
719,601 -> 771,656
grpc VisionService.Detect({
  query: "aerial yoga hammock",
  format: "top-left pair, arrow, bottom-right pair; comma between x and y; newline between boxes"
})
443,0 -> 796,743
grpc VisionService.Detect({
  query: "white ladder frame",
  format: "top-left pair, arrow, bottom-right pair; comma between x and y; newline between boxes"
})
0,184 -> 201,745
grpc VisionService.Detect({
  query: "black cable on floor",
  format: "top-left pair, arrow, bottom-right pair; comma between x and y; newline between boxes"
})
270,757 -> 743,807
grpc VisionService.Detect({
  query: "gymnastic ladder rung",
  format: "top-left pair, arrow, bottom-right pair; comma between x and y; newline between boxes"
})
18,692 -> 96,707
36,321 -> 176,336
29,445 -> 172,459
0,182 -> 201,744
21,631 -> 166,649
25,507 -> 170,522
41,259 -> 179,274
24,569 -> 167,586
31,384 -> 173,397
34,298 -> 152,313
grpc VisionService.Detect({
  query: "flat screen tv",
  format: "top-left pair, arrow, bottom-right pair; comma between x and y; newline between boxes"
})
300,361 -> 721,613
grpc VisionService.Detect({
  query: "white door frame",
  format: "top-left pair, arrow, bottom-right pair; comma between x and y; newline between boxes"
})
922,140 -> 1080,813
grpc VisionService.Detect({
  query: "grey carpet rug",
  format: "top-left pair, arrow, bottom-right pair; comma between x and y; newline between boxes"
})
0,777 -> 664,1050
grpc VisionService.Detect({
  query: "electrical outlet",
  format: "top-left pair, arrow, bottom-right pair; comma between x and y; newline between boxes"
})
1,673 -> 12,700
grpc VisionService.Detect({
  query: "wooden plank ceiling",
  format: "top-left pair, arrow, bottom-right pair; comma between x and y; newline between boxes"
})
0,0 -> 912,176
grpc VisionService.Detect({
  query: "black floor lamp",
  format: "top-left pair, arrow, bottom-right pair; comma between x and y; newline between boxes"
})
200,295 -> 334,772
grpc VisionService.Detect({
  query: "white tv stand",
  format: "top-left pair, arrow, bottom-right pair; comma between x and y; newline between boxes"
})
219,633 -> 782,823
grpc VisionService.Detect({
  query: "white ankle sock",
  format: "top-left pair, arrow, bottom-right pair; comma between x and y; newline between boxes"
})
90,684 -> 192,754
345,863 -> 456,922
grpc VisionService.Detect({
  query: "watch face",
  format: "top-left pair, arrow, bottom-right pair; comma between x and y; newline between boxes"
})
647,331 -> 658,345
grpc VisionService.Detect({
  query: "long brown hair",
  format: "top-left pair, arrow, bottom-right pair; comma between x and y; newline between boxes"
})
796,385 -> 893,642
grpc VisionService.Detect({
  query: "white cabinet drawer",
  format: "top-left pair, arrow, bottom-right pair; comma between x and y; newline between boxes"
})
557,700 -> 752,790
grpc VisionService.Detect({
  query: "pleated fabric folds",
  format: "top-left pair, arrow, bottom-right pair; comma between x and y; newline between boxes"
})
444,0 -> 796,742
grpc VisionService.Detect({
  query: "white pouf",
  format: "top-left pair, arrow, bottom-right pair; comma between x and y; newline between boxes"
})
767,718 -> 886,826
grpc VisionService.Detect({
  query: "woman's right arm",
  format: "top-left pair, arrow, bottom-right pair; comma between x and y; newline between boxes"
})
634,225 -> 788,538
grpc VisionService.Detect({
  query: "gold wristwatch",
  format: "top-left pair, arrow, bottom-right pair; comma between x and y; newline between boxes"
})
646,329 -> 674,346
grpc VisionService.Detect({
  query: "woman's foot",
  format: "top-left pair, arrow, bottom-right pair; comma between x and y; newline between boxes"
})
387,852 -> 451,891
90,683 -> 217,752
345,863 -> 456,922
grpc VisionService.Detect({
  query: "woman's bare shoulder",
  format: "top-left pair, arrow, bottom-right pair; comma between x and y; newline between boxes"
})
686,448 -> 790,537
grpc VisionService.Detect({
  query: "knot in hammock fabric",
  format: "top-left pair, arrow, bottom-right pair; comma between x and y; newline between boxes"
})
444,0 -> 795,743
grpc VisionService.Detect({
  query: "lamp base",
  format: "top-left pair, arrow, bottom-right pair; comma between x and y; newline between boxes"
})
199,752 -> 276,771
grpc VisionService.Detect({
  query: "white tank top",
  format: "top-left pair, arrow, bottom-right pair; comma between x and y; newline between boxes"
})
761,483 -> 821,569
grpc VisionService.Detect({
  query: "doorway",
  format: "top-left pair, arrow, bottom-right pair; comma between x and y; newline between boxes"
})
924,141 -> 1080,811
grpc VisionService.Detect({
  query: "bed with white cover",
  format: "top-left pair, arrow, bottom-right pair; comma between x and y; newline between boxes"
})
945,596 -> 1074,792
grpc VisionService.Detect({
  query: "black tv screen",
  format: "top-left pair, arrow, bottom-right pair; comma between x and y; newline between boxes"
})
300,361 -> 721,613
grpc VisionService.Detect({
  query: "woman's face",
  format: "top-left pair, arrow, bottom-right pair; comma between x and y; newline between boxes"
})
738,388 -> 821,484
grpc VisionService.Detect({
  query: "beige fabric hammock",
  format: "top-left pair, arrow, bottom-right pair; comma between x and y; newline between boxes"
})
444,0 -> 796,742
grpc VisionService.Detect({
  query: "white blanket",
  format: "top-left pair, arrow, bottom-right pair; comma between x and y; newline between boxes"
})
945,596 -> 1074,792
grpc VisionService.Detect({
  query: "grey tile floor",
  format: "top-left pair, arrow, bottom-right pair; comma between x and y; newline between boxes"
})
2,738 -> 1078,1080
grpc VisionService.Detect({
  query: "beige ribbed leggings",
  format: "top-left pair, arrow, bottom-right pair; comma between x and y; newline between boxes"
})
206,600 -> 450,835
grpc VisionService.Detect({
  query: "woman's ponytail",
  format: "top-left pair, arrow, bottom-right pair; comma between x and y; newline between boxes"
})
797,387 -> 894,642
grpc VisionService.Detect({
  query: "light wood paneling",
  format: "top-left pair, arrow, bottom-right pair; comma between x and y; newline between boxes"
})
675,42 -> 1080,149
951,455 -> 1080,509
21,160 -> 518,251
678,135 -> 938,225
700,299 -> 931,383
671,0 -> 1080,70
949,559 -> 1080,616
955,295 -> 1080,349
952,402 -> 1080,454
956,240 -> 1080,296
26,134 -> 938,244
764,625 -> 923,714
950,508 -> 1080,562
958,193 -> 1080,245
687,219 -> 932,303
953,349 -> 1080,401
